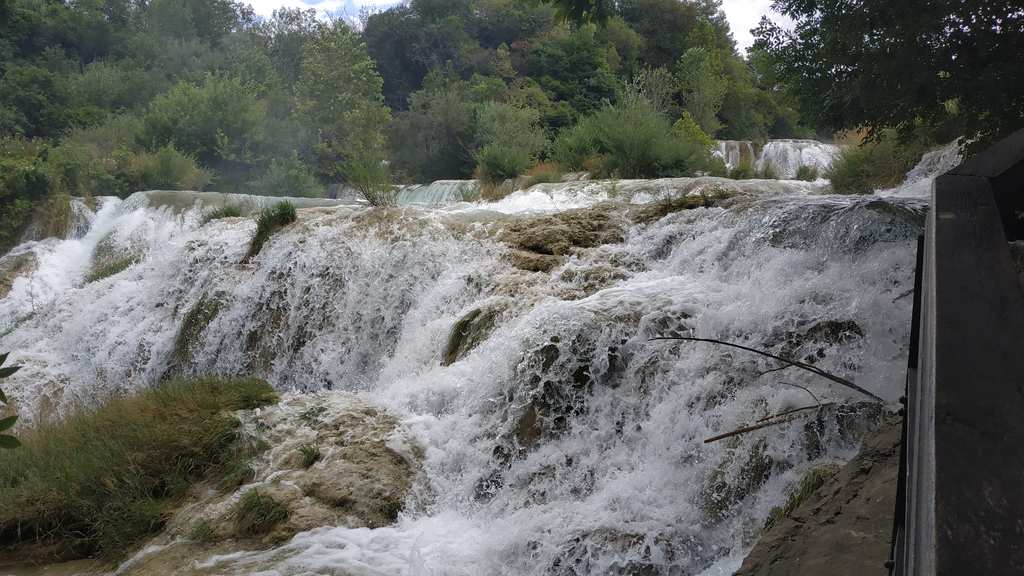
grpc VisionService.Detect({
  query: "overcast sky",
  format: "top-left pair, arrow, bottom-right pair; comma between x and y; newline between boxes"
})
245,0 -> 785,52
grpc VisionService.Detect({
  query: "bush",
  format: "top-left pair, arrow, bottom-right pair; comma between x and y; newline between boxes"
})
473,103 -> 548,184
827,136 -> 930,194
0,139 -> 50,252
728,159 -> 757,180
552,95 -> 715,179
795,165 -> 819,181
127,145 -> 210,191
250,153 -> 324,198
345,152 -> 396,207
0,377 -> 278,558
247,201 -> 297,258
522,162 -> 565,189
233,490 -> 288,536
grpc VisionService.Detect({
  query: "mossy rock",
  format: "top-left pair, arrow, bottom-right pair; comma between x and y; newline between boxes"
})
498,204 -> 626,272
0,252 -> 38,299
441,303 -> 505,366
629,190 -> 734,225
701,439 -> 775,524
86,232 -> 144,283
764,463 -> 841,530
169,293 -> 226,373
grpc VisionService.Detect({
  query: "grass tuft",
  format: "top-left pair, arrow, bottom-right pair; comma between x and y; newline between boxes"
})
233,490 -> 288,537
298,444 -> 321,469
246,201 -> 297,259
0,376 -> 278,559
201,204 -> 242,225
188,519 -> 216,543
764,464 -> 840,529
795,165 -> 819,181
84,254 -> 139,283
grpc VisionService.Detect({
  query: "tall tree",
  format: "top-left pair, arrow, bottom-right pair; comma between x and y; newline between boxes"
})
754,0 -> 1024,147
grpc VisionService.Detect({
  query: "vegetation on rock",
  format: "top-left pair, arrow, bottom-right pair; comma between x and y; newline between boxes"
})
0,377 -> 278,559
247,201 -> 297,259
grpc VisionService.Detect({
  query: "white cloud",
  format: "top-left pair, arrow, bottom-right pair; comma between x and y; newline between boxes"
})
721,0 -> 792,53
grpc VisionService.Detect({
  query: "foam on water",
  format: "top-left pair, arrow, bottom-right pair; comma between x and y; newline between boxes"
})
0,157 -> 941,574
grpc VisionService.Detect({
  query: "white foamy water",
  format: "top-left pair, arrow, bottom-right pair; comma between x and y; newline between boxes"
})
0,157 -> 940,574
715,139 -> 841,179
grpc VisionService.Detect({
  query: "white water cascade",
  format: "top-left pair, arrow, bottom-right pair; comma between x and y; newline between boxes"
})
716,140 -> 841,179
0,153 -> 951,574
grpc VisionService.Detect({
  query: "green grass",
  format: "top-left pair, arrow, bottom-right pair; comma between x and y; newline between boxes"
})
84,254 -> 139,283
795,165 -> 819,181
188,519 -> 216,543
298,444 -> 321,469
764,464 -> 840,529
201,204 -> 242,225
0,377 -> 278,559
827,137 -> 930,194
246,201 -> 297,259
233,490 -> 288,537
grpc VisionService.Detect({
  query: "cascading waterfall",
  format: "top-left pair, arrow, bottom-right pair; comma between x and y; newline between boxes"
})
716,139 -> 841,179
0,148 -> 956,575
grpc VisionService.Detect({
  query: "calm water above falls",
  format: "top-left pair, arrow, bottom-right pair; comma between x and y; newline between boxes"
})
0,147 -> 956,575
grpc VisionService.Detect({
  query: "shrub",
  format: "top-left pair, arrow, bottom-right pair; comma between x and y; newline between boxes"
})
233,490 -> 288,537
522,162 -> 565,189
728,159 -> 757,180
0,377 -> 278,558
551,95 -> 715,179
345,152 -> 397,207
250,153 -> 324,198
0,138 -> 50,252
827,134 -> 931,194
247,201 -> 297,258
128,145 -> 210,191
473,103 -> 548,184
795,165 -> 819,181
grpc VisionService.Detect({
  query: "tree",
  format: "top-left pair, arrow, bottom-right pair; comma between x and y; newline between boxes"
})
676,47 -> 727,135
754,0 -> 1024,148
296,21 -> 390,183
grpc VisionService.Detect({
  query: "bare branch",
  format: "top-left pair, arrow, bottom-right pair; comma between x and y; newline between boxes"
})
649,336 -> 883,403
705,403 -> 834,444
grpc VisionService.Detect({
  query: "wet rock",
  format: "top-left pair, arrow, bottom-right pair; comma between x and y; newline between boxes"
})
499,205 -> 626,272
735,420 -> 901,576
802,401 -> 885,459
771,319 -> 865,364
0,251 -> 37,299
85,232 -> 144,283
120,392 -> 421,569
441,301 -> 506,366
700,439 -> 776,524
546,528 -> 696,576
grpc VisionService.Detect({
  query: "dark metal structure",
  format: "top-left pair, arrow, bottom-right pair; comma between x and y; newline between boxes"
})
890,128 -> 1024,575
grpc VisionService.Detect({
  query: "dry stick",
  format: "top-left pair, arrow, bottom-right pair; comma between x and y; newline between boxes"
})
649,336 -> 884,403
704,403 -> 834,444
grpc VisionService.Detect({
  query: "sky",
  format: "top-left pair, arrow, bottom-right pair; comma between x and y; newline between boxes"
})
245,0 -> 785,52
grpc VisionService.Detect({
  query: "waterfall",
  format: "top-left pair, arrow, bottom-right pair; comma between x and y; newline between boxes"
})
716,139 -> 841,179
0,156 -> 938,574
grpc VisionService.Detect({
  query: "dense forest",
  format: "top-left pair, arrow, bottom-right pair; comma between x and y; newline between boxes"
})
1,0 -> 1021,250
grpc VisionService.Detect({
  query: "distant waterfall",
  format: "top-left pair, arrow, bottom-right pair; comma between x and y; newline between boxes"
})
716,139 -> 841,179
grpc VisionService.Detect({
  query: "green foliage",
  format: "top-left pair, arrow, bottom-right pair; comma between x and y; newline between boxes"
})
672,111 -> 715,151
522,163 -> 565,188
473,103 -> 548,184
0,377 -> 278,558
298,444 -> 321,469
795,165 -> 818,182
202,204 -> 243,224
297,21 -> 390,183
0,139 -> 50,251
346,152 -> 397,207
188,519 -> 216,543
755,0 -> 1023,149
765,464 -> 840,529
0,352 -> 21,449
250,153 -> 324,198
139,75 -> 266,166
676,47 -> 727,135
84,254 -> 139,283
247,201 -> 297,258
828,136 -> 931,194
728,159 -> 756,180
233,489 -> 289,537
552,92 -> 715,178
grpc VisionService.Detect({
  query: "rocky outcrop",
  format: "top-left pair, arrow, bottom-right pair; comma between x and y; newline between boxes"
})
498,204 -> 626,272
109,392 -> 420,575
735,419 -> 900,576
441,300 -> 507,366
0,251 -> 37,299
